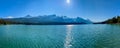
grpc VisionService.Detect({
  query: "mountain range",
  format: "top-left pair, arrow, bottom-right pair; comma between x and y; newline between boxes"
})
0,14 -> 92,25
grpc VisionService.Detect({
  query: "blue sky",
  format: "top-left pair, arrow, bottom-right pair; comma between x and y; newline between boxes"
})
0,0 -> 120,22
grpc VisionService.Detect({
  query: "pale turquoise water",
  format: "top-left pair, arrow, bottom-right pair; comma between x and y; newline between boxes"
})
0,24 -> 120,48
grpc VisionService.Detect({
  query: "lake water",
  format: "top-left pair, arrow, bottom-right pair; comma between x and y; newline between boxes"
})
0,24 -> 120,48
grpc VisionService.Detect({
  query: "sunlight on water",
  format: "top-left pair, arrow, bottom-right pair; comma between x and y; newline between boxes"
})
0,25 -> 120,48
64,25 -> 73,48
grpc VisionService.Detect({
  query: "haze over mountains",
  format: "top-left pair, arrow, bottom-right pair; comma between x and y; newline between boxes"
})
0,14 -> 92,25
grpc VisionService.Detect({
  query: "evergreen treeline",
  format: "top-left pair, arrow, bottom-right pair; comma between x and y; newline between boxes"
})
103,16 -> 120,24
0,19 -> 11,24
0,19 -> 20,25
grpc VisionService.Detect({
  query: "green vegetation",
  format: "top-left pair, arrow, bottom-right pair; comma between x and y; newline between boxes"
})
0,19 -> 18,25
0,19 -> 10,24
103,16 -> 120,24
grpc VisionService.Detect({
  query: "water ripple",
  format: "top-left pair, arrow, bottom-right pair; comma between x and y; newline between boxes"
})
64,25 -> 73,48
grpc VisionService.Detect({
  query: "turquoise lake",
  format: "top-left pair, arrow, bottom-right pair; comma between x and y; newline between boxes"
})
0,24 -> 120,48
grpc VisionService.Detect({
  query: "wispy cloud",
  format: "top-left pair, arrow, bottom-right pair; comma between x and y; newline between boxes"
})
6,16 -> 13,18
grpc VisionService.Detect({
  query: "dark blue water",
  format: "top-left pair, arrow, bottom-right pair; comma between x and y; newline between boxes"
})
0,24 -> 120,48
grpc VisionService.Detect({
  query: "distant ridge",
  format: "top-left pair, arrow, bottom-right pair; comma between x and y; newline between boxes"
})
0,14 -> 93,25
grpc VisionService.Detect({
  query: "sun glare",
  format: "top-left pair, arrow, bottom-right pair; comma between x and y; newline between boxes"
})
66,0 -> 70,4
